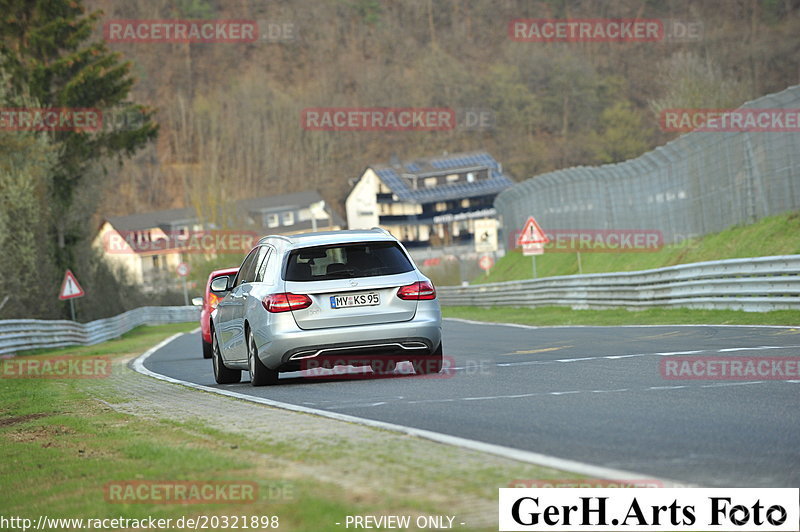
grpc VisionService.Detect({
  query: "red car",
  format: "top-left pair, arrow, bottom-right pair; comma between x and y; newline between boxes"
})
194,267 -> 239,358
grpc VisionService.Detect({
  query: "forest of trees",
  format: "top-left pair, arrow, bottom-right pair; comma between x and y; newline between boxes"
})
1,0 -> 799,319
100,0 -> 800,220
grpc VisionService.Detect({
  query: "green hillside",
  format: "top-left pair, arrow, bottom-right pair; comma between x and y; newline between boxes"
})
474,211 -> 800,284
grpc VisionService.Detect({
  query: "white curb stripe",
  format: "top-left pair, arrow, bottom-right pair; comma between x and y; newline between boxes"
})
131,332 -> 692,487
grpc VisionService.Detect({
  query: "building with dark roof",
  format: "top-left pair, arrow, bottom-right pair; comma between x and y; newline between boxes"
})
346,151 -> 513,247
93,191 -> 342,289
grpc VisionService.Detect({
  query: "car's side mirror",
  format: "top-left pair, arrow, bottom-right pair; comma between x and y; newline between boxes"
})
210,276 -> 230,293
191,297 -> 203,306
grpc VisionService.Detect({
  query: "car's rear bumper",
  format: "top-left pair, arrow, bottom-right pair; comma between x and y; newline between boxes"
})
275,336 -> 436,372
252,303 -> 442,371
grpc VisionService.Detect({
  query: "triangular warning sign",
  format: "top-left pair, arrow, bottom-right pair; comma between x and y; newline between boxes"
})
59,269 -> 85,300
517,216 -> 549,245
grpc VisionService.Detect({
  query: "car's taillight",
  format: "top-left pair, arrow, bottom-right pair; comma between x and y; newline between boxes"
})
262,293 -> 313,313
208,292 -> 221,309
397,281 -> 436,300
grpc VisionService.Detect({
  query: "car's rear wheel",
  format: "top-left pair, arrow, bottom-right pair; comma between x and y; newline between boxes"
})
212,333 -> 241,384
248,329 -> 279,386
202,338 -> 213,359
412,343 -> 443,375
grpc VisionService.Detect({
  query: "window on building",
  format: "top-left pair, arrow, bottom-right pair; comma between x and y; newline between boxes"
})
446,174 -> 459,183
466,172 -> 475,183
282,211 -> 295,226
265,213 -> 280,228
424,177 -> 437,188
461,199 -> 470,208
435,202 -> 448,212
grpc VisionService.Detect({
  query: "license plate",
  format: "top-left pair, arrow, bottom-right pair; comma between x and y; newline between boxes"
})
330,292 -> 380,309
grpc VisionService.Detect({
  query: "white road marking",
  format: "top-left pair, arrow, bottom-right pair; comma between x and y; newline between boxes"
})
496,344 -> 800,369
445,318 -> 800,330
699,381 -> 764,388
326,377 -> 792,409
131,332 -> 684,486
131,327 -> 800,486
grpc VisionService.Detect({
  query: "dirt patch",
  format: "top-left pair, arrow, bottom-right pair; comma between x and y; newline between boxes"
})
0,413 -> 49,427
6,423 -> 74,443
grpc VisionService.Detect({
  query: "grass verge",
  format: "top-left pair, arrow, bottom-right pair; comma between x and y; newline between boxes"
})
0,323 -> 572,531
443,306 -> 800,326
474,211 -> 800,284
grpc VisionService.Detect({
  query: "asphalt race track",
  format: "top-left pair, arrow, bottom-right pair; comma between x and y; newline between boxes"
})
141,319 -> 800,487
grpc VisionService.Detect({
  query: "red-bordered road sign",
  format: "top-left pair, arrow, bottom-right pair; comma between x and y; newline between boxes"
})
517,216 -> 549,245
59,269 -> 85,300
176,262 -> 190,277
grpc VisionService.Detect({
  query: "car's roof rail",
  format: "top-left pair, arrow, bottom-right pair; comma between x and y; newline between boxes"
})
369,227 -> 394,237
258,234 -> 294,245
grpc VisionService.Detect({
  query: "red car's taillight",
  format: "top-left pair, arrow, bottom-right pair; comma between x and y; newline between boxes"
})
262,293 -> 313,313
396,281 -> 436,300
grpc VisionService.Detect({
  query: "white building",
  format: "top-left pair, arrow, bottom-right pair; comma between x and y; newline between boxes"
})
346,151 -> 513,247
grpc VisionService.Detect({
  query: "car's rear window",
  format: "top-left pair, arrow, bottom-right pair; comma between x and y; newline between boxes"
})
284,242 -> 413,281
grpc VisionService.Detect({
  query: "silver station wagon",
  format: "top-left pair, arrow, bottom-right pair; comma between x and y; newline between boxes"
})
211,229 -> 443,385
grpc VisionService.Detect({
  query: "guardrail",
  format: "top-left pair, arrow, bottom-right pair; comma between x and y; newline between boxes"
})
0,306 -> 199,357
437,255 -> 800,312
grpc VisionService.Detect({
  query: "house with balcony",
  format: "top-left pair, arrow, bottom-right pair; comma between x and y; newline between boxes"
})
346,151 -> 513,247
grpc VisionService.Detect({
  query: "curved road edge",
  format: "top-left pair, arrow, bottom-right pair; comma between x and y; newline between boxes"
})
129,329 -> 691,487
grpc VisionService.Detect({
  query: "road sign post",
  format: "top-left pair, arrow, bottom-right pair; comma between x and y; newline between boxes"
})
59,269 -> 85,321
478,254 -> 495,277
176,262 -> 190,306
517,217 -> 549,279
